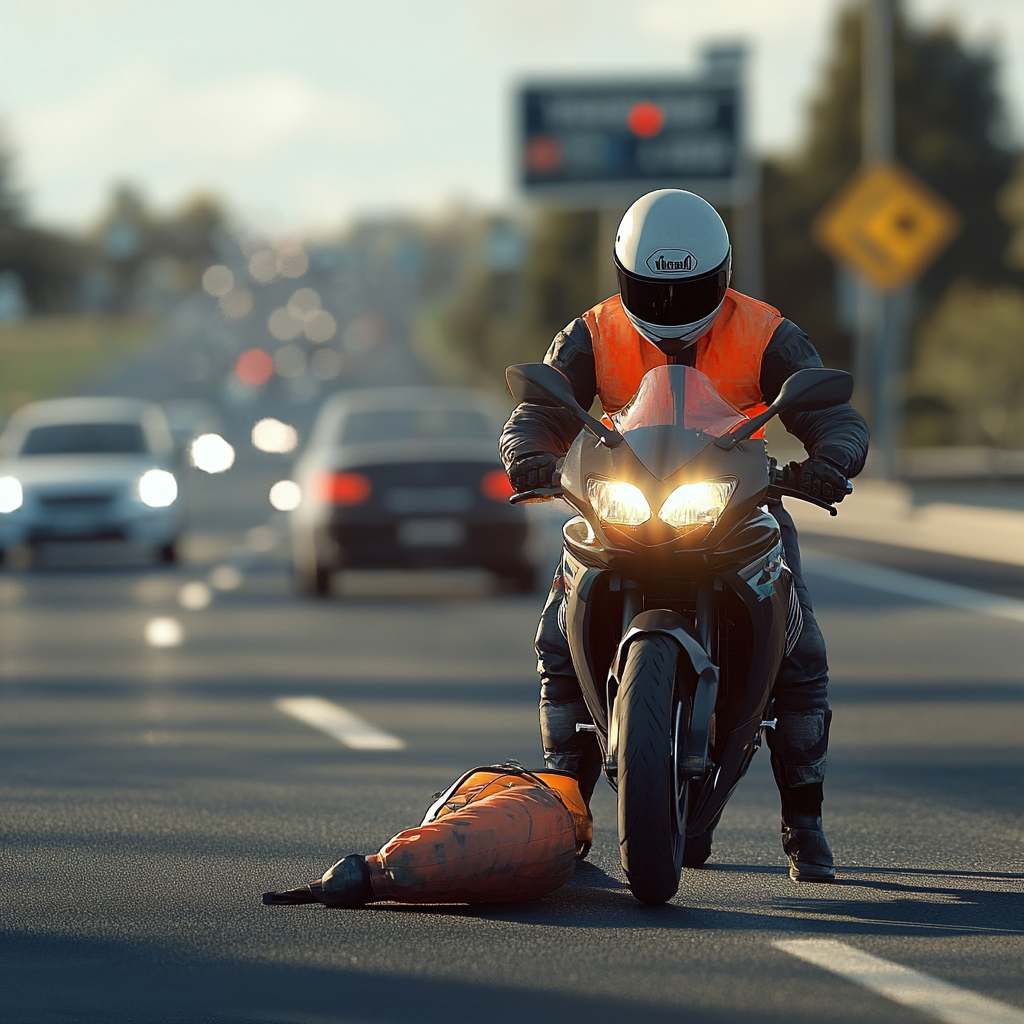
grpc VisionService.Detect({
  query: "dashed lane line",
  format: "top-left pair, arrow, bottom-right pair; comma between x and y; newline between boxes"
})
803,550 -> 1024,624
275,696 -> 405,751
775,939 -> 1024,1024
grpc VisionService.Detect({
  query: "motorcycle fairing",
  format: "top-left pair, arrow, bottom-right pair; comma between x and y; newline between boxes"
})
560,514 -> 792,837
738,535 -> 785,601
560,430 -> 771,559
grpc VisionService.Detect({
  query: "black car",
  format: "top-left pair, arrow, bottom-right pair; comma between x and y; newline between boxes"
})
290,387 -> 534,595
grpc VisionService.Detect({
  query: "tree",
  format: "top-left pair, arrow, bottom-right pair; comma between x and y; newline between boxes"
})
762,1 -> 1021,370
908,283 -> 1024,446
423,209 -> 602,388
157,194 -> 227,289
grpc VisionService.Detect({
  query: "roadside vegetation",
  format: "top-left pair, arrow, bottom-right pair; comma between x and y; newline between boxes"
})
419,1 -> 1024,449
0,315 -> 154,419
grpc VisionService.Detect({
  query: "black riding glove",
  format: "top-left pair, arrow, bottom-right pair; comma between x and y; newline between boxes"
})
508,452 -> 559,494
789,458 -> 849,504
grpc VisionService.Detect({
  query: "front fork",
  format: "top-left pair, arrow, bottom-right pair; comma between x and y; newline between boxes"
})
604,578 -> 721,792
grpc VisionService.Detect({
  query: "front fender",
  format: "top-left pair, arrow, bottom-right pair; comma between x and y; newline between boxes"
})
607,610 -> 719,780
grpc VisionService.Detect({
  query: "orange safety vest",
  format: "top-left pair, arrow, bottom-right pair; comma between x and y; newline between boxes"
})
584,289 -> 783,421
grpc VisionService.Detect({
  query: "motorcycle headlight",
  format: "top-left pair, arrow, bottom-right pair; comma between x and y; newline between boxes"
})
138,469 -> 178,508
658,479 -> 736,533
0,476 -> 23,514
587,478 -> 651,526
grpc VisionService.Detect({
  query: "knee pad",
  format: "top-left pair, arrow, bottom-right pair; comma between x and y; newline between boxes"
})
767,709 -> 832,787
540,673 -> 584,704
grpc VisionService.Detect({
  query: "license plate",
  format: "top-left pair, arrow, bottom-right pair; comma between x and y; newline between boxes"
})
385,487 -> 472,514
397,518 -> 466,547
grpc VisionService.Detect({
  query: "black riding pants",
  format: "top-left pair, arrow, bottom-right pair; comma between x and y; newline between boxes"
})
535,501 -> 831,808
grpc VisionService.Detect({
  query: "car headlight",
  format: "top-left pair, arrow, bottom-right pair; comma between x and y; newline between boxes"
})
658,479 -> 736,533
587,478 -> 651,526
0,476 -> 23,513
138,469 -> 178,508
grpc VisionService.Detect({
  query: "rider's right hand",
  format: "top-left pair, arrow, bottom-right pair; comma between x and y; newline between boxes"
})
508,452 -> 559,493
787,457 -> 849,504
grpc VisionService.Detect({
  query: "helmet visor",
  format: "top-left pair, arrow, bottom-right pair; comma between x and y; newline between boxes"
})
616,255 -> 730,329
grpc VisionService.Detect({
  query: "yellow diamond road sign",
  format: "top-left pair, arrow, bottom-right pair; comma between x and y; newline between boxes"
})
813,163 -> 960,292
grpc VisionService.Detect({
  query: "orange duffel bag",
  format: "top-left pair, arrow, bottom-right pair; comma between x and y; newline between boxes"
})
263,762 -> 592,908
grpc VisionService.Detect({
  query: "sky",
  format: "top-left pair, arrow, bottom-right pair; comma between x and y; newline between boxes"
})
2,0 -> 1023,233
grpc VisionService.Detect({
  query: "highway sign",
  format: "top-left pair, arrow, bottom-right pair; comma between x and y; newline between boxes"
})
520,77 -> 745,205
813,163 -> 960,291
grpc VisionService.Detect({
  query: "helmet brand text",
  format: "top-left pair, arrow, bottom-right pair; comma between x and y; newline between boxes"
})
645,249 -> 698,274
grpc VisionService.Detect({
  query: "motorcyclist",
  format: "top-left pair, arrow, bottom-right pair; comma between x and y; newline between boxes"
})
499,189 -> 869,883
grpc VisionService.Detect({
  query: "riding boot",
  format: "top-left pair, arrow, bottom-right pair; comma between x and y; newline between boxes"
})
766,709 -> 835,883
540,675 -> 603,807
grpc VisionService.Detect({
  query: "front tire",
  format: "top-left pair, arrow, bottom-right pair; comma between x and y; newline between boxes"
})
617,635 -> 684,905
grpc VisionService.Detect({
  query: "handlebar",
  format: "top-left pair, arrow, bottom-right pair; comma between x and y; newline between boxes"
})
507,466 -> 853,514
509,486 -> 563,505
766,462 -> 852,517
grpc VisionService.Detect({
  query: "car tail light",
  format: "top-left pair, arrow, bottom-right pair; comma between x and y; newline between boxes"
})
314,471 -> 372,505
481,469 -> 514,502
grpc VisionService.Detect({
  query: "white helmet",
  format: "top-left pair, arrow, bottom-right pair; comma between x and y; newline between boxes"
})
614,189 -> 732,355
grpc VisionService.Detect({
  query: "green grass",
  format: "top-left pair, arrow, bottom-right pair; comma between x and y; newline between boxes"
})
0,314 -> 155,419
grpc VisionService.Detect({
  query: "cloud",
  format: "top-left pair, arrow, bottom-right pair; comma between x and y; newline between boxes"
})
13,63 -> 391,179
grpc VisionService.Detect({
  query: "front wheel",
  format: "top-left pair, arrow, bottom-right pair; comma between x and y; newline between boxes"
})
617,634 -> 684,905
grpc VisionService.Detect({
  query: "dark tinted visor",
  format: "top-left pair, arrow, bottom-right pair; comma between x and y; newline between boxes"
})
616,254 -> 729,328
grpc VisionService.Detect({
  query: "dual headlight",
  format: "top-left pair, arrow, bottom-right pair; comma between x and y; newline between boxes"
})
586,477 -> 736,534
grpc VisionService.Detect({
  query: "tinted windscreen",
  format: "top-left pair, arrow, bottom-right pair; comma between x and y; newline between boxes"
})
340,409 -> 493,445
21,423 -> 147,456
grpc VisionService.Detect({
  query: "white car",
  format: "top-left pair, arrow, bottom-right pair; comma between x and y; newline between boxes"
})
0,397 -> 183,564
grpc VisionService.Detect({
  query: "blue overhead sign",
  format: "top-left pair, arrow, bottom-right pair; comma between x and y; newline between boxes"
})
520,79 -> 743,201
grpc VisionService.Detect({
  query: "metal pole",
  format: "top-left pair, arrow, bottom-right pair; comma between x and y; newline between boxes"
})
862,0 -> 894,165
597,205 -> 622,303
732,162 -> 764,299
861,0 -> 903,479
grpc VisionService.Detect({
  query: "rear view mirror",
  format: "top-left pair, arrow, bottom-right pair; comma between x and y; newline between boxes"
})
506,363 -> 580,409
715,367 -> 854,450
773,368 -> 854,413
506,363 -> 623,448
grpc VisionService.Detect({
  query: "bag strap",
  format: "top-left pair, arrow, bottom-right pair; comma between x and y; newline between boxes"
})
420,760 -> 562,824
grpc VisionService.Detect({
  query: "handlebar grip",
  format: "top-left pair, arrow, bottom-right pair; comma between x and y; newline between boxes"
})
766,485 -> 839,516
509,487 -> 563,505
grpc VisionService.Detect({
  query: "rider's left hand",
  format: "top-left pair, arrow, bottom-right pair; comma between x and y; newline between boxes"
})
789,458 -> 849,504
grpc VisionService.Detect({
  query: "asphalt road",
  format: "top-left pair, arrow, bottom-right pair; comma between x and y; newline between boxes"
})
2,484 -> 1023,1024
2,293 -> 1022,1023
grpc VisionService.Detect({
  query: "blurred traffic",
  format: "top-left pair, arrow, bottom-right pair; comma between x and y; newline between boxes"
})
2,1 -> 1024,1021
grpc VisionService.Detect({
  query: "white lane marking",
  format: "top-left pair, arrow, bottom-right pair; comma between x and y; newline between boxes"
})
804,551 -> 1024,624
178,581 -> 212,610
274,697 -> 405,750
145,617 -> 183,647
208,565 -> 243,591
775,940 -> 1024,1024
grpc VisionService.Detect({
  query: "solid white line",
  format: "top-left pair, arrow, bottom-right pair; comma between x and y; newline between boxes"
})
775,939 -> 1024,1024
275,697 -> 405,751
803,550 -> 1024,624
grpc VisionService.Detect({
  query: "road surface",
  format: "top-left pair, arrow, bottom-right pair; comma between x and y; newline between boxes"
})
1,289 -> 1021,1023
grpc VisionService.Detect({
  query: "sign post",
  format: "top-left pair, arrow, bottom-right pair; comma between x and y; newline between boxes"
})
813,0 -> 959,478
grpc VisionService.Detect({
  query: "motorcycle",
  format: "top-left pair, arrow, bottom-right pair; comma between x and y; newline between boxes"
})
506,360 -> 853,905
